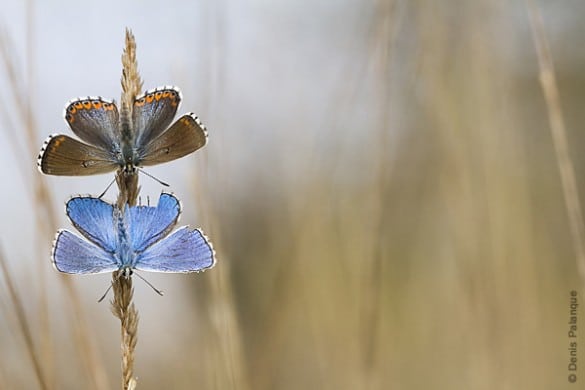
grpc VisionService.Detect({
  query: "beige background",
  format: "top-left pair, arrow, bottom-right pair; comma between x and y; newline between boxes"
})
0,1 -> 584,389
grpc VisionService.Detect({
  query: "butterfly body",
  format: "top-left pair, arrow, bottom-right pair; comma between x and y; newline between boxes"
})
113,208 -> 135,272
38,86 -> 209,176
52,193 -> 216,275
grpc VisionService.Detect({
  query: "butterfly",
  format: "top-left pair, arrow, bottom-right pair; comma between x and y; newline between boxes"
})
38,86 -> 208,176
52,192 -> 216,275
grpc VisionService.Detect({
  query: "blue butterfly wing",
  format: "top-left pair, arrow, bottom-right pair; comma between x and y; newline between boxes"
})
134,227 -> 215,273
52,230 -> 118,274
66,197 -> 116,252
129,192 -> 181,252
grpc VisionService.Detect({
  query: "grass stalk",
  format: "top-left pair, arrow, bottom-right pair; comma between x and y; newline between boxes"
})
110,28 -> 142,390
111,270 -> 138,390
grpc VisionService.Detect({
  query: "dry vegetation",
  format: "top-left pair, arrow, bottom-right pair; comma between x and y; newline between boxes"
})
0,1 -> 584,389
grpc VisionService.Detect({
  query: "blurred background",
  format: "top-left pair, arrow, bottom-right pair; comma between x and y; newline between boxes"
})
0,0 -> 584,389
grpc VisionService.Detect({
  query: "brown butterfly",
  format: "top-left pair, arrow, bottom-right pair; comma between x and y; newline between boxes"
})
38,86 -> 208,176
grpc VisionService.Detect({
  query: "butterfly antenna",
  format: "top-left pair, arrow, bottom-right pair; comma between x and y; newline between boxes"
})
138,168 -> 169,187
97,282 -> 114,303
98,177 -> 116,199
134,271 -> 164,296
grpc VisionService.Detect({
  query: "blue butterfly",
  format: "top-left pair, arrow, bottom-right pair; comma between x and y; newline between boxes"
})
52,193 -> 216,275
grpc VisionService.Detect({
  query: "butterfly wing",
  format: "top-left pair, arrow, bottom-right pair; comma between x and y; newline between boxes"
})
66,196 -> 117,252
134,226 -> 216,273
52,230 -> 118,274
38,134 -> 118,175
129,192 -> 181,252
64,97 -> 121,151
133,86 -> 181,149
137,113 -> 208,166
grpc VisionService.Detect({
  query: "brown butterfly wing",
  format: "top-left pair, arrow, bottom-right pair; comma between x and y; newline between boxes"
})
138,113 -> 208,166
64,97 -> 120,149
38,134 -> 118,176
133,86 -> 181,149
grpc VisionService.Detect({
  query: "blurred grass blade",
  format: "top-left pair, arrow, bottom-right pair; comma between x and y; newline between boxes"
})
0,21 -> 109,390
526,0 -> 585,288
0,246 -> 49,390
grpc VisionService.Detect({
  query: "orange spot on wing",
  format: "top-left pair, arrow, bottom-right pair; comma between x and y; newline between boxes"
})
92,101 -> 102,109
82,101 -> 91,109
146,94 -> 155,103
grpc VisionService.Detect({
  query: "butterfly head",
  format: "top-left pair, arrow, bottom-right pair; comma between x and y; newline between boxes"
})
121,266 -> 133,279
123,161 -> 138,174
